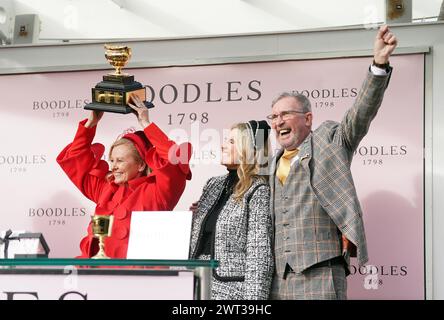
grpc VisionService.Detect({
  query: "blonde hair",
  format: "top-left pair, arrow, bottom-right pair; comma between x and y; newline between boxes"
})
108,138 -> 150,178
231,123 -> 269,202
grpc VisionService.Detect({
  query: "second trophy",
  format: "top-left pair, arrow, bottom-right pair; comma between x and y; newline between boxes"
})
91,215 -> 114,259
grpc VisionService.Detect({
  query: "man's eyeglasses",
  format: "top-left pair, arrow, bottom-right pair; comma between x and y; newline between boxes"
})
266,110 -> 306,123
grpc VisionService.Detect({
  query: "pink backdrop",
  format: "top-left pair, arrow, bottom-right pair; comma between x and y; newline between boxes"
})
0,54 -> 424,299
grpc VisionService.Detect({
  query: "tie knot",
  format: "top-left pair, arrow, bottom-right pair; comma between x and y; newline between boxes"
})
282,148 -> 298,159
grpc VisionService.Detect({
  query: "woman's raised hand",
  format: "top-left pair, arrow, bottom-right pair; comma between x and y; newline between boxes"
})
128,94 -> 150,129
85,110 -> 104,128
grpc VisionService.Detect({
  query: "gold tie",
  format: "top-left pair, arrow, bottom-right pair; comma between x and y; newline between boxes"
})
276,149 -> 299,184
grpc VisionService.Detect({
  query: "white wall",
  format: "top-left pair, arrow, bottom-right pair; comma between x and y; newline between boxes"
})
4,0 -> 442,41
1,22 -> 444,299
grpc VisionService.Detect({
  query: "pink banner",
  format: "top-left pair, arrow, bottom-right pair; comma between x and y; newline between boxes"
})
0,54 -> 424,299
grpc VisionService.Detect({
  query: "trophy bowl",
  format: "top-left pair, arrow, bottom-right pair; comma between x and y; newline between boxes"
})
104,44 -> 132,76
91,215 -> 113,259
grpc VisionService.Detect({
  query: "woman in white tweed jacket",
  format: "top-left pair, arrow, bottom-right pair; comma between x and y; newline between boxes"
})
189,120 -> 274,300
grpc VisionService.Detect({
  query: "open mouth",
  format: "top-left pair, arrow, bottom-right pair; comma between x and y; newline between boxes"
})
279,129 -> 291,138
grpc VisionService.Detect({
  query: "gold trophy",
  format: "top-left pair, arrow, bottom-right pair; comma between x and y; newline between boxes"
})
91,215 -> 114,259
84,44 -> 154,114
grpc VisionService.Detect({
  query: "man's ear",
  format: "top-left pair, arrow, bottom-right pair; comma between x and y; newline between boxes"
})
305,112 -> 313,127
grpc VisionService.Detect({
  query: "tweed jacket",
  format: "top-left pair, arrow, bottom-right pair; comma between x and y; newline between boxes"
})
270,70 -> 392,272
189,174 -> 274,300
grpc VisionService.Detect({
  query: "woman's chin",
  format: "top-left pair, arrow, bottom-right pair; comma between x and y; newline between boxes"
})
113,178 -> 125,185
221,158 -> 234,166
222,163 -> 238,170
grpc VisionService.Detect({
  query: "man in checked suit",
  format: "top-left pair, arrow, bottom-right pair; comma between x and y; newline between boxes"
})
268,25 -> 398,300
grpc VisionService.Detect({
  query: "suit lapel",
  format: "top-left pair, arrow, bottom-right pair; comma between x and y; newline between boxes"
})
297,133 -> 313,175
278,133 -> 313,182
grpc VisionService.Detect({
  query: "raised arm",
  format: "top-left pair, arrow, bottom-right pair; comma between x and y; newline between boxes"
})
128,94 -> 192,209
338,25 -> 398,152
57,111 -> 109,203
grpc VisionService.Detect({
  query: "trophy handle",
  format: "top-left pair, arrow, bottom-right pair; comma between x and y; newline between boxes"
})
142,86 -> 155,109
144,101 -> 155,109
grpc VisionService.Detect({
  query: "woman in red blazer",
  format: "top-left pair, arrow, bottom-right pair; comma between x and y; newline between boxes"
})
57,95 -> 192,258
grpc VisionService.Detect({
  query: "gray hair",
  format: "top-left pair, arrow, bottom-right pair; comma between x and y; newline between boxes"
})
271,92 -> 312,113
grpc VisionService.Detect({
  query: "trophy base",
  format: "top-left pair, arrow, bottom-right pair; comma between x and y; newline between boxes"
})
84,101 -> 155,114
91,254 -> 110,259
91,247 -> 110,259
85,75 -> 155,114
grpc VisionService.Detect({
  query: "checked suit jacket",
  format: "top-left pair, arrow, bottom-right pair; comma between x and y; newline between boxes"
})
270,69 -> 392,274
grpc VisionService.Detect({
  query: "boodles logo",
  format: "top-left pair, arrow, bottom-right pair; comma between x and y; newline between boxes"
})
32,99 -> 90,111
145,80 -> 262,105
32,98 -> 90,119
350,264 -> 408,289
355,144 -> 408,167
0,154 -> 46,174
28,207 -> 87,218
